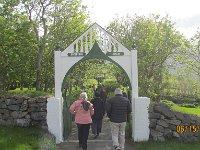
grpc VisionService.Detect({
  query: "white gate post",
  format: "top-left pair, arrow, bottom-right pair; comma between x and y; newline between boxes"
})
131,50 -> 138,98
47,97 -> 63,144
133,97 -> 150,141
131,50 -> 150,141
46,51 -> 63,143
55,51 -> 62,97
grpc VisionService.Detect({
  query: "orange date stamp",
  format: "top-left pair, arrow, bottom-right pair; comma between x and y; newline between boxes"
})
176,125 -> 200,133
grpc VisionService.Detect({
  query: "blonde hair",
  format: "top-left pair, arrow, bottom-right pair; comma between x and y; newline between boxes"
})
80,92 -> 88,100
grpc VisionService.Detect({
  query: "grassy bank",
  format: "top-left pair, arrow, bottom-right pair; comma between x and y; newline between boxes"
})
0,127 -> 56,150
0,88 -> 53,98
161,100 -> 200,116
172,105 -> 200,117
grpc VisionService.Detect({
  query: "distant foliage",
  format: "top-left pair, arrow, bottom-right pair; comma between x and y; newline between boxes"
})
0,0 -> 89,91
161,100 -> 176,107
83,79 -> 98,88
103,79 -> 121,93
180,103 -> 198,108
1,88 -> 52,98
107,14 -> 189,101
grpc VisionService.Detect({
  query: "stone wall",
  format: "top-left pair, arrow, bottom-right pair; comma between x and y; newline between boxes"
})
0,95 -> 47,127
149,103 -> 200,142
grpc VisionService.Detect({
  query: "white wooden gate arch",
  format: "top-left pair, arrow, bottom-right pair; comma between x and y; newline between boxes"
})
47,23 -> 150,143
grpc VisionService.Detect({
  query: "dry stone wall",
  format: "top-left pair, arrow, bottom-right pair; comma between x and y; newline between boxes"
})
149,103 -> 200,142
0,95 -> 47,127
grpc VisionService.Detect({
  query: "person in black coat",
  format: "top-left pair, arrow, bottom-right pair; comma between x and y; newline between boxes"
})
91,91 -> 105,139
106,88 -> 131,150
96,84 -> 107,107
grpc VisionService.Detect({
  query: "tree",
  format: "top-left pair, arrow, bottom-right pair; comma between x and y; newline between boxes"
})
0,0 -> 37,90
42,0 -> 89,91
0,0 -> 90,91
171,29 -> 200,98
63,58 -> 128,95
107,14 -> 188,101
187,30 -> 200,79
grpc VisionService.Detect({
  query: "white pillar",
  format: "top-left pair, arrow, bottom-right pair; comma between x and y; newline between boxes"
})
53,51 -> 64,143
131,50 -> 138,141
47,97 -> 63,143
131,50 -> 150,141
54,51 -> 62,98
132,97 -> 150,141
131,50 -> 138,98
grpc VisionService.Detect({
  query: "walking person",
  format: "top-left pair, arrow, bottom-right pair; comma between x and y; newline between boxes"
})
69,92 -> 94,150
99,85 -> 107,106
106,88 -> 132,150
122,91 -> 128,98
91,91 -> 105,139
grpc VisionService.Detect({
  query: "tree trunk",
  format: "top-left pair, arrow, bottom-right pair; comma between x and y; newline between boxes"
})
35,48 -> 43,91
44,78 -> 48,92
35,19 -> 47,91
27,4 -> 48,91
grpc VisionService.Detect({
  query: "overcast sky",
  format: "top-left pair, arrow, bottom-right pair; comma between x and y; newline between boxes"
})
82,0 -> 200,39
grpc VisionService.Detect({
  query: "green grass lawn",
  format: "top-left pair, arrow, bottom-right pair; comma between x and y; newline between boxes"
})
172,105 -> 200,117
0,126 -> 56,150
0,88 -> 53,98
161,100 -> 200,117
134,140 -> 200,150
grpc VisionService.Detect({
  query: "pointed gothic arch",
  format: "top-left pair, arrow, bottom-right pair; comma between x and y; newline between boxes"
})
61,41 -> 132,92
47,23 -> 150,143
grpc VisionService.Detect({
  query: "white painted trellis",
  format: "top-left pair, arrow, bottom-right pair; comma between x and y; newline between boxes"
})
60,23 -> 131,58
47,23 -> 150,143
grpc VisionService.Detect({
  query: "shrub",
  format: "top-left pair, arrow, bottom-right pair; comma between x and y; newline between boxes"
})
66,86 -> 94,103
84,87 -> 95,100
161,100 -> 176,107
103,79 -> 121,93
68,87 -> 82,102
83,79 -> 98,88
162,94 -> 200,105
2,88 -> 52,98
180,103 -> 197,108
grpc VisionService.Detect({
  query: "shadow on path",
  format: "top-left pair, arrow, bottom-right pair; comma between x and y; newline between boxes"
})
57,117 -> 134,150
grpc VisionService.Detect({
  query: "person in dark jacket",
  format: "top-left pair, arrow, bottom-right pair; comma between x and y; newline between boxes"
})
122,91 -> 128,98
96,84 -> 107,107
100,87 -> 107,105
91,91 -> 105,139
106,88 -> 131,150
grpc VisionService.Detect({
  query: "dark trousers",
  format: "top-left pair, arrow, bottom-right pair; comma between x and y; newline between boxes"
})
91,119 -> 102,135
77,123 -> 90,150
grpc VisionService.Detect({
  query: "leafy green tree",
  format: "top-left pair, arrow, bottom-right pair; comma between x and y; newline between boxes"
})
0,0 -> 37,90
109,64 -> 129,87
41,0 -> 90,91
169,29 -> 200,98
64,59 -> 106,89
0,0 -> 90,91
103,79 -> 121,93
163,68 -> 200,99
107,14 -> 188,101
187,30 -> 200,79
63,58 -> 128,98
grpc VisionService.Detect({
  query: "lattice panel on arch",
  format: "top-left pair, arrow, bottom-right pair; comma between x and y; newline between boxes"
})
61,23 -> 130,56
